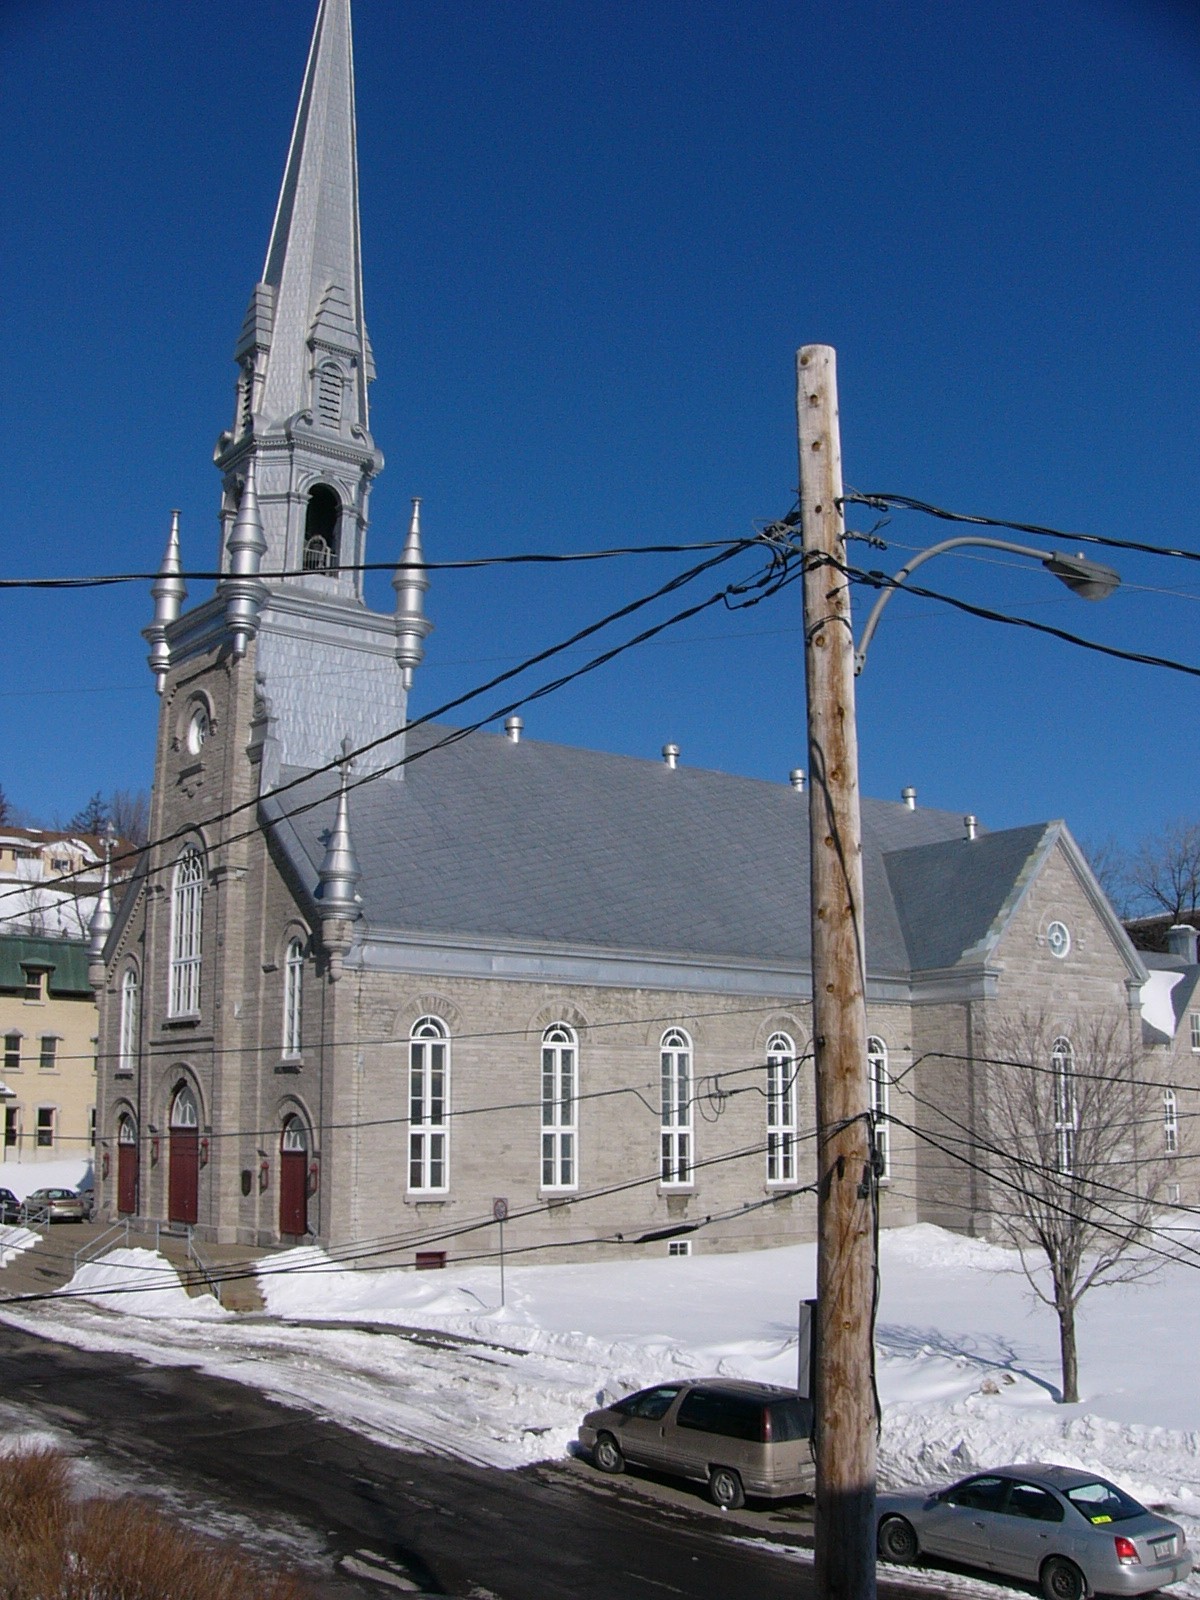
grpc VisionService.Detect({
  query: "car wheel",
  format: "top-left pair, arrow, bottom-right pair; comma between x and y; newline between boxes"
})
1041,1556 -> 1086,1600
709,1467 -> 745,1511
592,1433 -> 625,1475
877,1516 -> 919,1564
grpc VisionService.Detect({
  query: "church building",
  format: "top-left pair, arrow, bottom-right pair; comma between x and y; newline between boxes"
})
91,0 -> 1184,1263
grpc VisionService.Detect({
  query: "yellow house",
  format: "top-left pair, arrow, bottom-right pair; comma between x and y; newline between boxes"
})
0,936 -> 96,1174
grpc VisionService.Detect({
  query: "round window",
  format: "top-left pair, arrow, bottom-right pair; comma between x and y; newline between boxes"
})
186,706 -> 210,756
1046,921 -> 1071,959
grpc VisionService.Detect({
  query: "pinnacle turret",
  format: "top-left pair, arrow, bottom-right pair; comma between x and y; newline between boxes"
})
394,498 -> 433,687
143,511 -> 187,693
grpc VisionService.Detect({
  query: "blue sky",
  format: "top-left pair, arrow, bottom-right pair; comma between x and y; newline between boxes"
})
1,0 -> 1198,854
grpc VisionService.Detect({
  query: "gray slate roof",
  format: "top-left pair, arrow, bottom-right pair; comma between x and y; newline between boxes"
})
263,723 -> 1054,977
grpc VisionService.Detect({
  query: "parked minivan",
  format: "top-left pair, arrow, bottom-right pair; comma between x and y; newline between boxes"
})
579,1379 -> 814,1509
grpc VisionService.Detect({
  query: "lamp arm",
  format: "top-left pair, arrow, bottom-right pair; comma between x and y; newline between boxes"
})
853,535 -> 1056,675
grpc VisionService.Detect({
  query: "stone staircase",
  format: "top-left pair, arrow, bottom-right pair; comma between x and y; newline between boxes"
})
0,1219 -> 269,1313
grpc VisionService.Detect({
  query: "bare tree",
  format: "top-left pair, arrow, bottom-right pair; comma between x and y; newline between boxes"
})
1078,833 -> 1129,916
1127,818 -> 1200,922
983,1011 -> 1164,1404
108,789 -> 150,846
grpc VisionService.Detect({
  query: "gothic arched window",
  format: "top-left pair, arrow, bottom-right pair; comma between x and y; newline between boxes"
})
169,848 -> 204,1017
118,967 -> 140,1074
282,939 -> 304,1059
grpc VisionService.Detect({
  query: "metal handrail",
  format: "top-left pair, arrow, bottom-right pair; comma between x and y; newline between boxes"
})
73,1220 -> 130,1275
185,1228 -> 223,1306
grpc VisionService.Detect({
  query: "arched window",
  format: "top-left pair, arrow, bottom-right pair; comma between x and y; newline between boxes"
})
302,485 -> 340,571
169,848 -> 204,1016
1051,1036 -> 1076,1176
118,968 -> 140,1074
867,1036 -> 890,1179
541,1024 -> 578,1190
170,1085 -> 198,1128
660,1028 -> 693,1186
409,1016 -> 448,1193
282,939 -> 304,1059
766,1032 -> 798,1184
1164,1087 -> 1179,1155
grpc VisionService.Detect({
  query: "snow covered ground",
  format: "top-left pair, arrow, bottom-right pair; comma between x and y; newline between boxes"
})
1,1197 -> 1199,1595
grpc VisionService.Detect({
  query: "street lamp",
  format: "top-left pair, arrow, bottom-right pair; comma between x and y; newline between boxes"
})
855,536 -> 1120,674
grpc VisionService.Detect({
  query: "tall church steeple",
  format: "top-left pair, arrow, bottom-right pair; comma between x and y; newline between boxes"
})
215,0 -> 380,603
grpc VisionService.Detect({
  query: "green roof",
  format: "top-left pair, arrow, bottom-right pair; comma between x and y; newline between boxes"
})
0,937 -> 91,997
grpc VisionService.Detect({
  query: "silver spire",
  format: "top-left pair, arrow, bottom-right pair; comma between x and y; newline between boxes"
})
87,824 -> 117,990
393,497 -> 433,688
222,459 -> 268,658
316,745 -> 362,921
143,511 -> 187,693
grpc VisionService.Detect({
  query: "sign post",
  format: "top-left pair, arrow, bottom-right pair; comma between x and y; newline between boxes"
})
493,1196 -> 509,1307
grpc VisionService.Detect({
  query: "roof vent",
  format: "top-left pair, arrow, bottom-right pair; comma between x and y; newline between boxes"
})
964,814 -> 978,841
1167,923 -> 1199,964
504,715 -> 523,744
662,743 -> 680,770
901,786 -> 916,810
789,769 -> 805,792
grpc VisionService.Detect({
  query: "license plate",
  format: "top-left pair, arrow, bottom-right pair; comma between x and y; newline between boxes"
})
1151,1538 -> 1176,1559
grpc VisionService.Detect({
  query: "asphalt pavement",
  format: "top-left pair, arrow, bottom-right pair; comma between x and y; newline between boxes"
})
0,1320 -> 957,1600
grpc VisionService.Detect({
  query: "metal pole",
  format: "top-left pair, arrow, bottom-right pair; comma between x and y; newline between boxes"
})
499,1216 -> 505,1308
797,344 -> 877,1600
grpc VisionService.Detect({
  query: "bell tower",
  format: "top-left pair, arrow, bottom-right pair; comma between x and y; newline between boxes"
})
214,0 -> 379,599
149,0 -> 431,780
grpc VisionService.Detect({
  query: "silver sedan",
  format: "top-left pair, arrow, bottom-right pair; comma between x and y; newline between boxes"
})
877,1463 -> 1191,1600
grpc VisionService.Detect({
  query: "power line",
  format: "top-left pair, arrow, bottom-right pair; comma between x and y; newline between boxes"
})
0,538 -> 751,592
838,557 -> 1200,680
843,490 -> 1200,570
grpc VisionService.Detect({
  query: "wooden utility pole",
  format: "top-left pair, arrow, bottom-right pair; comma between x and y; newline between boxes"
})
796,345 -> 877,1600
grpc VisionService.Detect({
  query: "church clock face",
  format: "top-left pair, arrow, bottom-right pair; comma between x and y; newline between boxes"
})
186,706 -> 210,756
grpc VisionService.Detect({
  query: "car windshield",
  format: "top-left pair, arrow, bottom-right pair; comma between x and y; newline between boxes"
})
1064,1480 -> 1145,1525
614,1386 -> 680,1421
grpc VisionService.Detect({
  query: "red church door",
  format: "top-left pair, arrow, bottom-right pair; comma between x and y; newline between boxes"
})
279,1117 -> 308,1238
117,1116 -> 138,1215
168,1086 -> 199,1226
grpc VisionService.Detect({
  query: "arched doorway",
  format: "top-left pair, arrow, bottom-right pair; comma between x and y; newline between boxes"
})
168,1085 -> 199,1226
116,1113 -> 139,1216
279,1115 -> 308,1238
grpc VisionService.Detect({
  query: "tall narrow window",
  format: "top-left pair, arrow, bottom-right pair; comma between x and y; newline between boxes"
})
868,1036 -> 890,1179
118,968 -> 140,1074
169,847 -> 204,1016
1052,1036 -> 1076,1176
409,1017 -> 449,1193
660,1029 -> 693,1186
1191,1013 -> 1200,1053
4,1107 -> 19,1148
36,1106 -> 55,1148
766,1032 -> 798,1184
3,1033 -> 19,1073
283,940 -> 304,1059
39,1036 -> 58,1071
1164,1087 -> 1179,1155
541,1024 -> 578,1190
